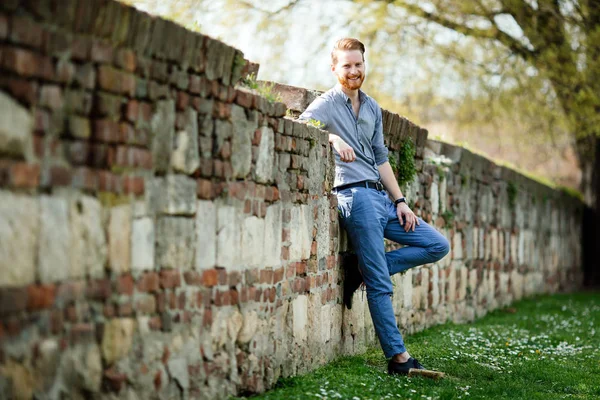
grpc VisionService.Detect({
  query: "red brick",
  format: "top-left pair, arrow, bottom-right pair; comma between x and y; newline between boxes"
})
49,309 -> 63,334
117,274 -> 135,295
149,317 -> 162,331
282,246 -> 290,261
118,303 -> 133,316
86,279 -> 112,300
26,284 -> 55,311
197,179 -> 212,199
39,85 -> 63,110
122,176 -> 144,195
55,281 -> 86,304
115,48 -> 136,72
0,14 -> 7,40
104,367 -> 128,392
178,292 -> 186,309
235,89 -> 254,108
50,166 -> 72,186
136,295 -> 156,314
260,269 -> 273,284
229,271 -> 241,286
98,170 -> 121,192
93,119 -> 120,143
1,47 -> 53,79
10,163 -> 39,188
0,287 -> 28,316
70,323 -> 95,343
91,40 -> 114,63
183,271 -> 202,286
98,66 -> 135,96
71,167 -> 97,191
3,77 -> 38,105
212,102 -> 231,119
160,270 -> 181,289
9,15 -> 44,49
125,101 -> 138,123
137,272 -> 160,293
56,60 -> 75,84
201,270 -> 218,287
176,91 -> 189,111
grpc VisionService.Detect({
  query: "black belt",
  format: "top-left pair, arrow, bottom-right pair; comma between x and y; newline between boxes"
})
334,180 -> 384,192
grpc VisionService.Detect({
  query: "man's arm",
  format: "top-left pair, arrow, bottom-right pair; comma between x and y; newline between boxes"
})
379,161 -> 420,232
300,96 -> 356,163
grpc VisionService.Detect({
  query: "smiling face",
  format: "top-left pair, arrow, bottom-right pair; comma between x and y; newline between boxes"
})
332,49 -> 366,91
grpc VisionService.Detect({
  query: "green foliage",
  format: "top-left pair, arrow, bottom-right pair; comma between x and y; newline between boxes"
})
507,181 -> 518,209
559,185 -> 585,202
442,209 -> 454,227
305,118 -> 325,129
395,139 -> 417,188
239,73 -> 283,104
237,293 -> 600,400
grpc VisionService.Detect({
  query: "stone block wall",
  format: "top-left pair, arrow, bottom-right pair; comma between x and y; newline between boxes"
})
0,1 -> 583,399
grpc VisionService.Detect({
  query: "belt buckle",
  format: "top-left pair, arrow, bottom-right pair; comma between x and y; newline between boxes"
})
375,181 -> 383,191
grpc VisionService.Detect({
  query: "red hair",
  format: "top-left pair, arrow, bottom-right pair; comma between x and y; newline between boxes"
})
331,38 -> 365,65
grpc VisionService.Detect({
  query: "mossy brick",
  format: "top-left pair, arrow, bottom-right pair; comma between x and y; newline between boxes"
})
73,0 -> 96,33
165,23 -> 186,62
63,89 -> 92,115
9,15 -> 44,49
43,30 -> 71,58
68,116 -> 91,139
98,66 -> 136,96
91,40 -> 114,63
111,2 -> 130,45
149,17 -> 168,59
93,0 -> 122,39
94,92 -> 123,118
129,10 -> 153,55
54,0 -> 78,30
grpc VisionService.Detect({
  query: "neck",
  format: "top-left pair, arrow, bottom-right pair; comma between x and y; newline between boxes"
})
338,84 -> 360,102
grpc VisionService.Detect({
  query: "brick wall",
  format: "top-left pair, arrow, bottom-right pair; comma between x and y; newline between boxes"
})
0,1 -> 583,399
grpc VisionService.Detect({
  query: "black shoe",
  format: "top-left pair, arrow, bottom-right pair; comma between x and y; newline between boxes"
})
387,357 -> 426,375
342,253 -> 363,309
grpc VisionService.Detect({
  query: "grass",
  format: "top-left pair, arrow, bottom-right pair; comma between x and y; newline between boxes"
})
235,292 -> 600,400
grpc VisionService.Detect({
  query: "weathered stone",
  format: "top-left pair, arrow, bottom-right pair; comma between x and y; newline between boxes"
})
131,217 -> 154,272
195,200 -> 217,270
171,108 -> 200,174
0,359 -> 35,400
109,204 -> 131,273
61,343 -> 103,393
160,175 -> 197,216
237,310 -> 258,344
230,104 -> 254,178
289,205 -> 312,262
242,216 -> 265,268
102,318 -> 135,365
452,232 -> 463,260
0,91 -> 33,160
255,126 -> 274,183
292,295 -> 308,343
151,99 -> 175,173
70,195 -> 107,279
263,204 -> 282,267
0,192 -> 38,286
216,203 -> 242,269
167,358 -> 189,392
316,196 -> 330,262
39,196 -> 71,283
156,217 -> 194,270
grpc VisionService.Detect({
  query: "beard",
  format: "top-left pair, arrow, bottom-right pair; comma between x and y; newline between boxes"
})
338,72 -> 364,90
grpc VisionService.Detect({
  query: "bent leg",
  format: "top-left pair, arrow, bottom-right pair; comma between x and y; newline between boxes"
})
384,201 -> 450,276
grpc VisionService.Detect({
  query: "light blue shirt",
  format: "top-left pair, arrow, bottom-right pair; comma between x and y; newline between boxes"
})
299,85 -> 389,188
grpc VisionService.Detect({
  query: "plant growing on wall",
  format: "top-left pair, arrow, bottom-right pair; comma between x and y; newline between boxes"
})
391,138 -> 417,188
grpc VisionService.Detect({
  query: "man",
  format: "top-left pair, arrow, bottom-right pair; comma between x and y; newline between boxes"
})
299,38 -> 450,375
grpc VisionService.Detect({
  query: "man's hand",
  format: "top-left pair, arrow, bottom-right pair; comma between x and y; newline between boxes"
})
397,203 -> 420,232
331,136 -> 356,162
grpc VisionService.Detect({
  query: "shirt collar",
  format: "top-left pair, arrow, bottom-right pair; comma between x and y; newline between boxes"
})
334,84 -> 367,105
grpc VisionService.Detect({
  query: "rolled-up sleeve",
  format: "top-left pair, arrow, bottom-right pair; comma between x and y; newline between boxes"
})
299,96 -> 330,128
372,105 -> 389,165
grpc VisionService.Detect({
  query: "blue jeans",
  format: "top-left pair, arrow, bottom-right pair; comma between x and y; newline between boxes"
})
337,187 -> 450,358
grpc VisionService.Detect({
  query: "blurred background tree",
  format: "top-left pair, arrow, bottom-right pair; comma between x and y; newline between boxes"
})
121,0 -> 598,200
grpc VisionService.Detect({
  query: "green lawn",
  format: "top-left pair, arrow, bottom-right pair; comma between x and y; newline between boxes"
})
237,292 -> 600,400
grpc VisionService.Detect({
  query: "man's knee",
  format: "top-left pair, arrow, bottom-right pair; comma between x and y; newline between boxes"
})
428,236 -> 450,262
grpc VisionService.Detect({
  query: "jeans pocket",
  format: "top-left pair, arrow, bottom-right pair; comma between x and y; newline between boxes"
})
336,189 -> 354,220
